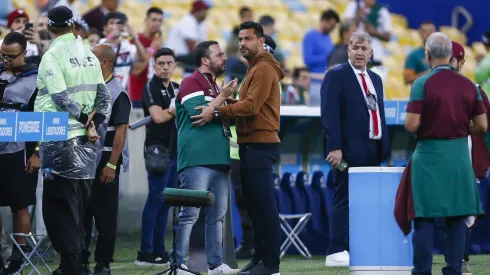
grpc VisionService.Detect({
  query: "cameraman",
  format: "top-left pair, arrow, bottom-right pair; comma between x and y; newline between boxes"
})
0,32 -> 40,274
136,48 -> 179,266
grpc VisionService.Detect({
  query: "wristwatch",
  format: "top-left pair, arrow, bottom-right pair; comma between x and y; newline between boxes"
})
213,107 -> 220,118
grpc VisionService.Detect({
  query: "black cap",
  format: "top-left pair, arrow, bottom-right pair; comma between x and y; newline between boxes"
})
47,6 -> 73,28
482,30 -> 490,47
264,35 -> 276,54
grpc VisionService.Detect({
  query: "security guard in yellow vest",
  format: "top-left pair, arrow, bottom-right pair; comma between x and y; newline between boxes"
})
34,6 -> 111,275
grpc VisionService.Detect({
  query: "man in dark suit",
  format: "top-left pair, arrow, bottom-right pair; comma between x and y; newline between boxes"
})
320,31 -> 390,267
82,0 -> 119,34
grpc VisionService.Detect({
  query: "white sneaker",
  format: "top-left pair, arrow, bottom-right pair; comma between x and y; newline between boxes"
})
176,264 -> 195,275
325,250 -> 350,267
208,263 -> 241,275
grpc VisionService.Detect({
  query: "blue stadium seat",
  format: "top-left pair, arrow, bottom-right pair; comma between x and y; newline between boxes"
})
294,171 -> 329,254
276,172 -> 294,246
310,171 -> 330,236
278,172 -> 295,216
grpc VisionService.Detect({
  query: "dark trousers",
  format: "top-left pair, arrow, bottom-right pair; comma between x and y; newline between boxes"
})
327,140 -> 381,255
230,158 -> 253,244
413,217 -> 466,275
439,176 -> 488,263
140,159 -> 178,254
327,169 -> 349,255
43,175 -> 91,274
239,144 -> 280,269
82,160 -> 121,264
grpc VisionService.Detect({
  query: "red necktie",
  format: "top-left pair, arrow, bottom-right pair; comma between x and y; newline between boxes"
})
360,73 -> 379,136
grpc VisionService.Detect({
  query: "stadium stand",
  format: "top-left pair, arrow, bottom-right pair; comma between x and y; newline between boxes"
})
7,0 -> 486,101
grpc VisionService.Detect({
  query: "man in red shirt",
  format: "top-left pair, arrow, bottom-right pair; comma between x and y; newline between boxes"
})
128,7 -> 164,106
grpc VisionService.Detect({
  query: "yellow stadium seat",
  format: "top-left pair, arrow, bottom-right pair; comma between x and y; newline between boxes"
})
385,77 -> 410,100
440,26 -> 467,46
391,13 -> 408,28
472,42 -> 488,60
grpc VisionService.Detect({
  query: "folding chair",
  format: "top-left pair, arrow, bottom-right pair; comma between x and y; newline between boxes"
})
9,204 -> 53,275
277,172 -> 312,259
10,232 -> 52,275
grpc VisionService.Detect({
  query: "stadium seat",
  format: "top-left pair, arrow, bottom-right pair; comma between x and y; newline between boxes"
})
294,172 -> 329,254
310,171 -> 332,234
391,13 -> 408,28
440,26 -> 467,46
278,172 -> 312,259
472,42 -> 488,59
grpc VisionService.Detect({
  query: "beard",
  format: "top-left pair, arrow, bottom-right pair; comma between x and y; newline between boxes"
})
240,45 -> 258,60
210,61 -> 226,77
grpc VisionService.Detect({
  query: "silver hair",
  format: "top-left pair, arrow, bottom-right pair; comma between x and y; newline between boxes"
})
349,31 -> 372,45
425,32 -> 452,59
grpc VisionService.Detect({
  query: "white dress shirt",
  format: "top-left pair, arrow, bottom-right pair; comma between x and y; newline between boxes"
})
349,60 -> 382,139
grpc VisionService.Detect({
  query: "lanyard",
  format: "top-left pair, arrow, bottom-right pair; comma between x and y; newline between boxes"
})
104,74 -> 113,83
198,69 -> 220,95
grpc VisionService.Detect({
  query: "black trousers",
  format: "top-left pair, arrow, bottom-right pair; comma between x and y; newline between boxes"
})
230,159 -> 253,243
43,174 -> 91,274
239,143 -> 280,269
82,159 -> 120,264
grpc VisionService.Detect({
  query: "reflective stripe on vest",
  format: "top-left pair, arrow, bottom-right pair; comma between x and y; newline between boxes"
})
0,72 -> 37,154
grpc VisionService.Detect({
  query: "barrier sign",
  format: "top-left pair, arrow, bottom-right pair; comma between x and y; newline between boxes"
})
281,100 -> 409,125
0,112 -> 68,142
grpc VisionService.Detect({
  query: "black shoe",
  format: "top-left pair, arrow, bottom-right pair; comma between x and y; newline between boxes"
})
235,244 -> 255,260
80,264 -> 92,275
238,261 -> 279,275
134,251 -> 168,266
93,263 -> 111,275
239,260 -> 259,273
153,251 -> 169,265
52,269 -> 64,275
1,259 -> 22,275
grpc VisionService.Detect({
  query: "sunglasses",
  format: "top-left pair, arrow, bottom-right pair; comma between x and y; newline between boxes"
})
0,49 -> 25,61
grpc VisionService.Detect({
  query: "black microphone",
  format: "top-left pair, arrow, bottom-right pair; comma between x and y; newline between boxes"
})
163,188 -> 215,207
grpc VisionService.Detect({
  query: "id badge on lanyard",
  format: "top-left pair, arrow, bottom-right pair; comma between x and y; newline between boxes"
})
199,70 -> 232,137
366,92 -> 377,111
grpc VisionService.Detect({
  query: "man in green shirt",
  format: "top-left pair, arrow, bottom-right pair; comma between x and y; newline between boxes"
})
403,21 -> 436,85
171,40 -> 239,275
34,6 -> 111,275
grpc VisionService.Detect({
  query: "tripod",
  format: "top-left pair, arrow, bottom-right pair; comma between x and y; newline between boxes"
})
156,203 -> 202,275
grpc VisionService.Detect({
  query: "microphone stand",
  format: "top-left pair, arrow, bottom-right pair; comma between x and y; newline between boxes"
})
156,180 -> 202,275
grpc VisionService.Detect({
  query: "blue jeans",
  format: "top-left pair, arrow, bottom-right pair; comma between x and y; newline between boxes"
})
170,166 -> 229,269
140,159 -> 178,254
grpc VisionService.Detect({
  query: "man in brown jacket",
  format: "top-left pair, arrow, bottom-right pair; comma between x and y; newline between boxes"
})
192,21 -> 284,275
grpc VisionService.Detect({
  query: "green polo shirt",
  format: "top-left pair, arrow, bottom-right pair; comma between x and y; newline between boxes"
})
405,47 -> 430,75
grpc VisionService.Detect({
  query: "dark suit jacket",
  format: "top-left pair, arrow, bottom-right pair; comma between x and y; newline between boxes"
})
320,62 -> 390,167
83,6 -> 105,34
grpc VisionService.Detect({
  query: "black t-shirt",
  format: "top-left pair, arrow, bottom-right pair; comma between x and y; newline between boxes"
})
142,78 -> 179,160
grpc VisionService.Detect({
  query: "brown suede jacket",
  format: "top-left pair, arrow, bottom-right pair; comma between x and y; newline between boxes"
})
217,52 -> 285,144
